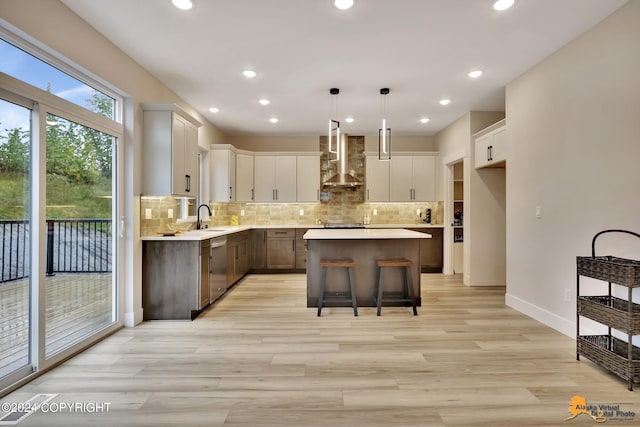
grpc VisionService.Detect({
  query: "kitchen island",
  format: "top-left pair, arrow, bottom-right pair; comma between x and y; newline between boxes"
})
303,228 -> 430,308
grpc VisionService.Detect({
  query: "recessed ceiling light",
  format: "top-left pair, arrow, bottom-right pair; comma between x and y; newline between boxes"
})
172,0 -> 194,11
242,70 -> 257,78
345,117 -> 355,123
333,0 -> 355,10
258,99 -> 270,106
492,0 -> 515,11
468,70 -> 483,79
269,117 -> 279,123
420,117 -> 430,124
208,107 -> 219,113
439,99 -> 451,106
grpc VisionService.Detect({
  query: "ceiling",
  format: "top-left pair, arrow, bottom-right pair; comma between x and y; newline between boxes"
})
62,0 -> 627,137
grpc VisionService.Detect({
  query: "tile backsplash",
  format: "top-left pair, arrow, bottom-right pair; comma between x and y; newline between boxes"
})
141,196 -> 443,236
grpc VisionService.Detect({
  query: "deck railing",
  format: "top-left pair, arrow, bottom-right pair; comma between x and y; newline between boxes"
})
0,219 -> 112,283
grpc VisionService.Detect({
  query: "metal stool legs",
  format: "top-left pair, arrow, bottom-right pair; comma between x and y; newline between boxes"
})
317,259 -> 358,317
375,259 -> 417,316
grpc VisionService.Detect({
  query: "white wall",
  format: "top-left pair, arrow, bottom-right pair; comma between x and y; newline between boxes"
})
505,1 -> 640,337
1,0 -> 228,326
468,112 -> 506,287
434,112 -> 505,283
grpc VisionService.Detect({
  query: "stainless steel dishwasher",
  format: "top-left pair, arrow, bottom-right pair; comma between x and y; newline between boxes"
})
209,237 -> 227,303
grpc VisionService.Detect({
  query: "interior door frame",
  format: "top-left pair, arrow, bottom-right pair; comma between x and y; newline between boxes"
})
442,150 -> 466,276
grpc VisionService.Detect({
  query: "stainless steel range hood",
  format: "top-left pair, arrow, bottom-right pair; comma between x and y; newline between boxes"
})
322,134 -> 363,189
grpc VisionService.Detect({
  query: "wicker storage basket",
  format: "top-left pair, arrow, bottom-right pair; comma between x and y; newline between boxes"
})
576,256 -> 640,288
578,296 -> 640,334
577,335 -> 640,384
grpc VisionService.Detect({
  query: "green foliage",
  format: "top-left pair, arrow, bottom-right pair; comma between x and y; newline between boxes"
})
0,92 -> 114,220
0,128 -> 29,173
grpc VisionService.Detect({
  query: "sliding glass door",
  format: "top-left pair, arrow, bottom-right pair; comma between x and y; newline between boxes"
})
44,113 -> 116,357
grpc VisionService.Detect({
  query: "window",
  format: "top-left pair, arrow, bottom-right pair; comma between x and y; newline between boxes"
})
0,38 -> 116,120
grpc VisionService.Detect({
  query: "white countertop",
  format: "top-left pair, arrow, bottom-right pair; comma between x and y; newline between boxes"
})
141,226 -> 253,241
303,228 -> 431,240
366,223 -> 443,229
141,224 -> 440,241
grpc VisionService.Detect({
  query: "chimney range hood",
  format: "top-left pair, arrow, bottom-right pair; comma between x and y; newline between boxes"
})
322,134 -> 363,189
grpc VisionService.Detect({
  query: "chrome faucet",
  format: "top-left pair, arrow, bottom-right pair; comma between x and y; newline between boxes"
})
196,203 -> 212,230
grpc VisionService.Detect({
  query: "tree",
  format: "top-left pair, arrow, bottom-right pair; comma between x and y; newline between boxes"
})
0,127 -> 29,174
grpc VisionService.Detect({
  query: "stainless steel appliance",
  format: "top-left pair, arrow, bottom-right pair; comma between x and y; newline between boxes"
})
321,134 -> 363,189
209,237 -> 227,303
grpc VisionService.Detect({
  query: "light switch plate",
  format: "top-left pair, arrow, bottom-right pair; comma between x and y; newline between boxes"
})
167,208 -> 173,219
373,209 -> 378,216
299,209 -> 304,216
535,206 -> 542,219
240,210 -> 245,216
145,208 -> 152,219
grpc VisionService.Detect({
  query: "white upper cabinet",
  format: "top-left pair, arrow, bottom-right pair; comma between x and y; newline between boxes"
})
410,156 -> 436,201
365,156 -> 390,202
254,155 -> 297,202
235,153 -> 255,202
142,104 -> 201,197
296,155 -> 320,202
210,145 -> 236,202
474,119 -> 506,169
389,155 -> 436,202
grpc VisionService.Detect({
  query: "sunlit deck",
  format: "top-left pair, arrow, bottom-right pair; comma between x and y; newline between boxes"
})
0,273 -> 113,378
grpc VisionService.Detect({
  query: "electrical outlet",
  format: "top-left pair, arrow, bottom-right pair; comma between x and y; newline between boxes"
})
373,209 -> 378,216
240,210 -> 245,216
416,209 -> 421,215
564,288 -> 571,302
167,208 -> 173,219
299,209 -> 304,216
211,209 -> 215,217
535,206 -> 542,219
145,208 -> 152,219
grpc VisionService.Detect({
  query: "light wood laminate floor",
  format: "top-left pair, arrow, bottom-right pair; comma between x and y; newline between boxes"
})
2,274 -> 639,426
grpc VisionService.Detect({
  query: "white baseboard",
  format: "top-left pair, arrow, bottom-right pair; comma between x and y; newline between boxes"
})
505,293 -> 575,338
124,308 -> 143,327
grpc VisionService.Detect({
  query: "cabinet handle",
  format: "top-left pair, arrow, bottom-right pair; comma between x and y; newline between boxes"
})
185,174 -> 191,192
229,186 -> 233,200
251,188 -> 254,201
272,189 -> 275,200
317,189 -> 320,200
367,189 -> 370,200
292,240 -> 295,251
275,189 -> 278,200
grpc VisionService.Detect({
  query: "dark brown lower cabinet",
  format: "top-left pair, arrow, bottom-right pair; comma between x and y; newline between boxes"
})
409,228 -> 443,273
266,229 -> 295,269
250,229 -> 267,269
295,228 -> 308,269
227,230 -> 250,286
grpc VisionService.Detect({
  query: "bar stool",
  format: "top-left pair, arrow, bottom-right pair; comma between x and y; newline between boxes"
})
374,259 -> 417,316
317,259 -> 358,317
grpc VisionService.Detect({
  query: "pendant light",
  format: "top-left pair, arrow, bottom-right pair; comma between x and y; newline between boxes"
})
328,88 -> 340,163
379,88 -> 391,160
